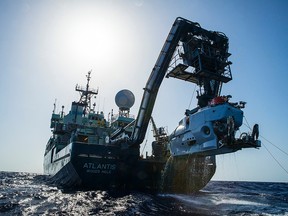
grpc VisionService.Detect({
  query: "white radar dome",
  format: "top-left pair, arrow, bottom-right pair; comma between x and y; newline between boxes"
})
115,89 -> 135,110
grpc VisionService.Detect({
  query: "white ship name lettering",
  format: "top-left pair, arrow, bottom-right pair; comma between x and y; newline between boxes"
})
83,163 -> 116,170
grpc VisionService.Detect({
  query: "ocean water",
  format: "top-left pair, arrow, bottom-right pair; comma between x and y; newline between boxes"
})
0,172 -> 287,216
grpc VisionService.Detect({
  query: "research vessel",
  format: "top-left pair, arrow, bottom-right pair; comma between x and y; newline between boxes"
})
44,17 -> 260,193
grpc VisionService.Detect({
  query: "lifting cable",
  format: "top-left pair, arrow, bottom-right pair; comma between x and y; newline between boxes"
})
243,116 -> 288,176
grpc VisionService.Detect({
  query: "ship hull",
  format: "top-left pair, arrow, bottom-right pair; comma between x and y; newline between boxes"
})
44,142 -> 216,193
44,142 -> 166,191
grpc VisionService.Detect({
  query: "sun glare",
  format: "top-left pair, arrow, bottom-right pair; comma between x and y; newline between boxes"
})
51,7 -> 134,66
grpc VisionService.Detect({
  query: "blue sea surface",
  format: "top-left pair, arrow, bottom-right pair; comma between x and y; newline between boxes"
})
0,171 -> 287,215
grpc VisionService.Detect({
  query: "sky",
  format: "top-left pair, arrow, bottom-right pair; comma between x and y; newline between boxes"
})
0,0 -> 288,183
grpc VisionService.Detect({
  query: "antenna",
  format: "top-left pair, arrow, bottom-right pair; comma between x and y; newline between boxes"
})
61,105 -> 64,118
102,98 -> 105,113
53,99 -> 57,114
97,95 -> 100,113
75,70 -> 98,116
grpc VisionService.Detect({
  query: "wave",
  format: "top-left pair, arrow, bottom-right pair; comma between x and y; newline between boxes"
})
0,172 -> 287,215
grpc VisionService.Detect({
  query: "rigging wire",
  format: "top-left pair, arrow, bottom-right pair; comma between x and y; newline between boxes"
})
243,116 -> 252,130
141,120 -> 151,156
243,116 -> 288,156
243,116 -> 288,176
188,84 -> 197,109
262,142 -> 288,175
259,135 -> 288,157
141,139 -> 148,157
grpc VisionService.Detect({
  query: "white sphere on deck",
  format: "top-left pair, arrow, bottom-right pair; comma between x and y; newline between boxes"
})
115,89 -> 135,110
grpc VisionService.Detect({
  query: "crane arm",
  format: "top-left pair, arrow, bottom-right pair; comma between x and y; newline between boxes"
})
129,17 -> 213,146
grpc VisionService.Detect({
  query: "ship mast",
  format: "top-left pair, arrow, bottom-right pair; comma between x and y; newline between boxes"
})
75,71 -> 98,116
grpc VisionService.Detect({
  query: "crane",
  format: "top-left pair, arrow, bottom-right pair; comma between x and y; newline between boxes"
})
112,17 -> 259,157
